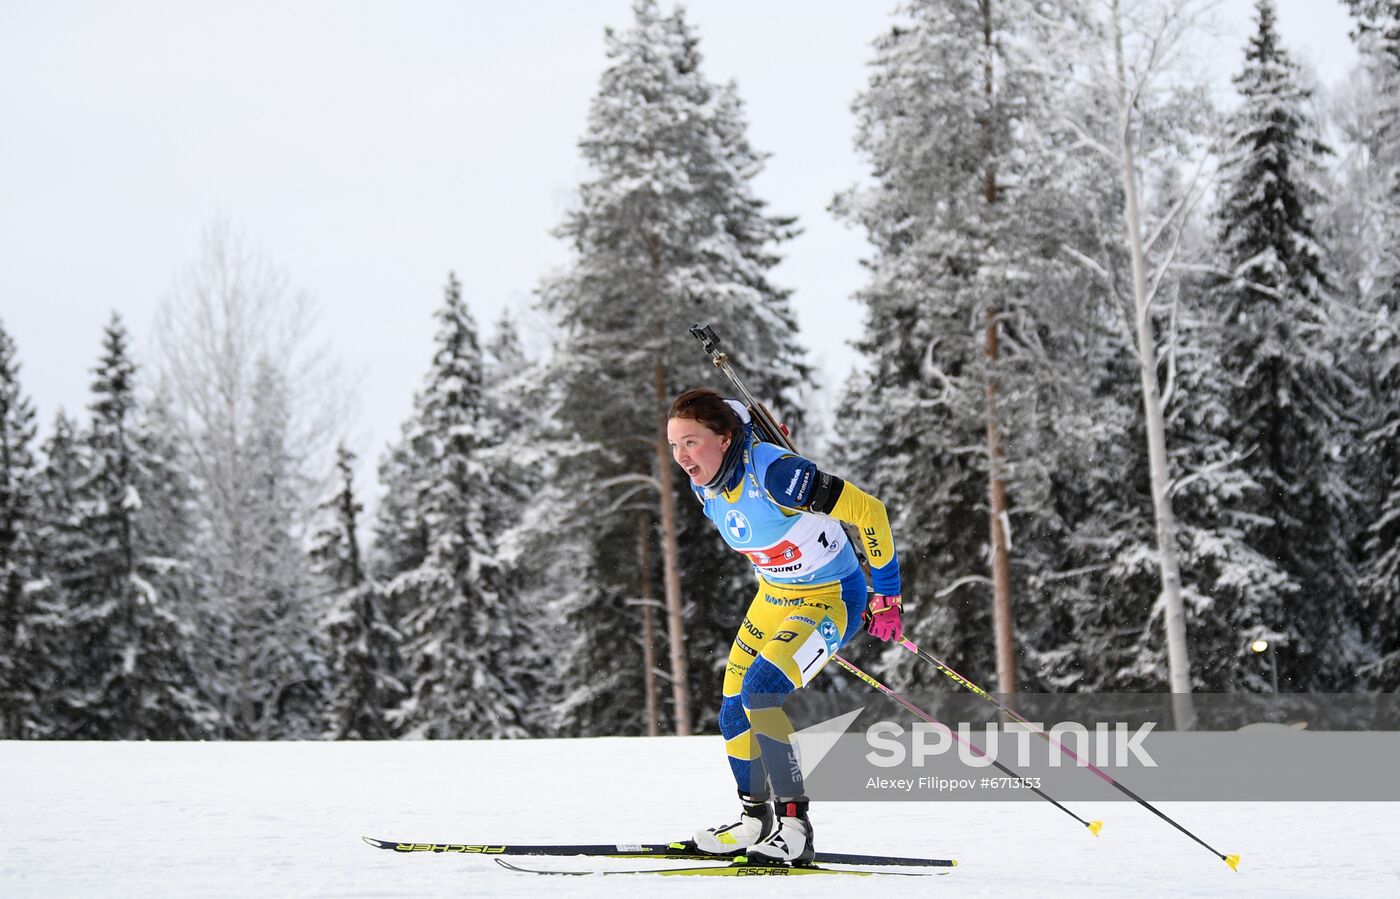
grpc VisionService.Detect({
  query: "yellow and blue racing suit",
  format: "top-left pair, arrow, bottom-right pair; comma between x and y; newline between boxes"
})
693,429 -> 901,800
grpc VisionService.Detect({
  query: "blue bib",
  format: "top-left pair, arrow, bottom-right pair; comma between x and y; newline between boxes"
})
694,439 -> 860,586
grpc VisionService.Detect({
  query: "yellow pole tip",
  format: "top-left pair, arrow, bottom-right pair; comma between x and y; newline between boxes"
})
1225,854 -> 1240,872
1088,820 -> 1104,837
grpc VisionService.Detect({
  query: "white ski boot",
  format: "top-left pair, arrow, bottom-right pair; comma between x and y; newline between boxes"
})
692,792 -> 774,854
745,797 -> 814,865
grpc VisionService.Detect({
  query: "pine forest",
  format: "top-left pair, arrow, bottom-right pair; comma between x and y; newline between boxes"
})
2,0 -> 1398,741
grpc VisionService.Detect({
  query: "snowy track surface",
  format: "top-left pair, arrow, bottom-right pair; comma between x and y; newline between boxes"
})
2,736 -> 1397,897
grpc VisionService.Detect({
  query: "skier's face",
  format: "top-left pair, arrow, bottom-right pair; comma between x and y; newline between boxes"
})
667,417 -> 731,485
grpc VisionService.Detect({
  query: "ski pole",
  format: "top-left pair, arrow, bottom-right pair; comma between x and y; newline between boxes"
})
831,652 -> 1104,835
895,637 -> 1239,870
897,636 -> 1120,778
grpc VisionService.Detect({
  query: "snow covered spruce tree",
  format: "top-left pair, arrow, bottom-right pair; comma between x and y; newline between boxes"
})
24,411 -> 86,736
54,316 -> 207,738
833,0 -> 1110,694
373,427 -> 430,588
1362,294 -> 1400,690
1209,0 -> 1364,690
1342,0 -> 1400,687
479,312 -> 552,732
129,385 -> 221,733
155,222 -> 338,738
383,274 -> 526,739
0,319 -> 41,738
535,0 -> 806,736
314,443 -> 404,739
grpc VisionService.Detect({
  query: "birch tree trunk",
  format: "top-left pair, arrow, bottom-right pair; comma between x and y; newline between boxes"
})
1110,0 -> 1195,729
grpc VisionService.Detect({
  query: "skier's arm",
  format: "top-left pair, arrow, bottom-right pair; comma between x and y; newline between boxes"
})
826,480 -> 901,596
763,454 -> 901,596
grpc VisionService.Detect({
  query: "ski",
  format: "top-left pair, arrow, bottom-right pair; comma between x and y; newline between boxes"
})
362,836 -> 955,868
493,858 -> 949,877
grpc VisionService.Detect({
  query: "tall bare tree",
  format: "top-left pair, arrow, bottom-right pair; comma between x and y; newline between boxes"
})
154,219 -> 346,737
1038,0 -> 1224,727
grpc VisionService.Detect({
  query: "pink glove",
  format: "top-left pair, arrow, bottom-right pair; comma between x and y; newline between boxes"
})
864,594 -> 903,642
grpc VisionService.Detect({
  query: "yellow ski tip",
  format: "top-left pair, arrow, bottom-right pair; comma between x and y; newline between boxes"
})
1088,820 -> 1104,837
1225,854 -> 1240,871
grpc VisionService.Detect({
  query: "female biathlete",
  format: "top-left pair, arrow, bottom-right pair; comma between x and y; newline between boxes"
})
666,387 -> 905,864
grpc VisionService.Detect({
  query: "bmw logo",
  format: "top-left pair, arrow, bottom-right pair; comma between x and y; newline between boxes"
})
725,510 -> 752,543
819,619 -> 838,642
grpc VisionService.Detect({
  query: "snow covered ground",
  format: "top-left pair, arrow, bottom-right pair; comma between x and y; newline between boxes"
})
2,735 -> 1397,897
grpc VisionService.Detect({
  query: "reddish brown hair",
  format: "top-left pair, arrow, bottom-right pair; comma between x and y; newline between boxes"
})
668,387 -> 743,441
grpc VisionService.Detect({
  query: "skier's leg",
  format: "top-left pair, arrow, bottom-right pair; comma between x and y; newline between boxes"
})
718,589 -> 789,795
740,578 -> 853,864
692,589 -> 784,852
740,582 -> 849,797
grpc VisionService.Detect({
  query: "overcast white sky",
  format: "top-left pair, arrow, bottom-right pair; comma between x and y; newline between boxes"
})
0,0 -> 1360,483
